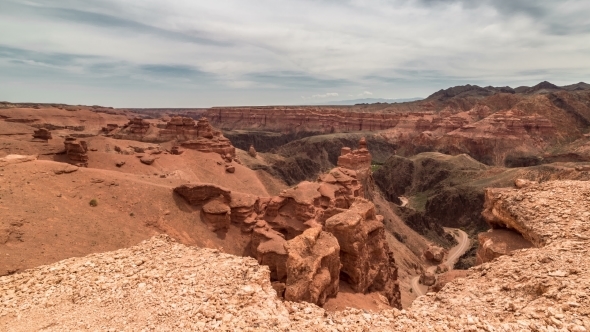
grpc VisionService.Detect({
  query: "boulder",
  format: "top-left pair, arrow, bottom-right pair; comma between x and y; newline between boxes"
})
248,145 -> 257,157
174,184 -> 231,205
419,271 -> 436,286
170,146 -> 184,155
225,164 -> 235,173
424,245 -> 446,263
140,156 -> 155,165
284,227 -> 340,306
435,264 -> 449,274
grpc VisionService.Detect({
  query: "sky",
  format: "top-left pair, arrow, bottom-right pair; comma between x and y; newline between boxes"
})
1,0 -> 589,107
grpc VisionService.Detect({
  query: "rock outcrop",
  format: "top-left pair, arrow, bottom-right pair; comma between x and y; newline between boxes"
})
127,117 -> 150,135
284,227 -> 340,306
32,128 -> 52,141
201,199 -> 231,231
476,229 -> 534,264
173,141 -> 401,307
336,137 -> 374,198
336,138 -> 372,171
112,117 -> 236,158
173,184 -> 232,205
63,136 -> 89,167
324,200 -> 399,306
424,245 -> 446,263
250,223 -> 288,283
248,145 -> 257,157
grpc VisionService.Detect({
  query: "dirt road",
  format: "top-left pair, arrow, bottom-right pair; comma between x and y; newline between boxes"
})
410,228 -> 470,297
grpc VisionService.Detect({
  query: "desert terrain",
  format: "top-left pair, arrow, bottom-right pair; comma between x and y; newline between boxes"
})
1,81 -> 590,330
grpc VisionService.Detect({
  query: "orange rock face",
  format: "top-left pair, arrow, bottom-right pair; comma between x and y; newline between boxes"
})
179,118 -> 236,158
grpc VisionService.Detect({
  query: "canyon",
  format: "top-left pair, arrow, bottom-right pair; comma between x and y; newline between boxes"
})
1,81 -> 590,331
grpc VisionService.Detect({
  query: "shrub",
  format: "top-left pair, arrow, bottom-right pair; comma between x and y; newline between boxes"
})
89,199 -> 98,207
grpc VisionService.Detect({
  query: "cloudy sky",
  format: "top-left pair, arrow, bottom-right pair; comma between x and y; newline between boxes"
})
1,0 -> 589,107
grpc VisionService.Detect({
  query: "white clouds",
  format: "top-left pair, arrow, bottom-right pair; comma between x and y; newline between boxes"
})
301,92 -> 339,100
0,0 -> 589,107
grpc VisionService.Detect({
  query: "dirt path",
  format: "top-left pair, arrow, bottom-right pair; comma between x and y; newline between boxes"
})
410,228 -> 470,297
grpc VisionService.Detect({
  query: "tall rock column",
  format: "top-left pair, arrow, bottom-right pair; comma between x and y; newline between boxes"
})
284,227 -> 341,306
325,199 -> 401,307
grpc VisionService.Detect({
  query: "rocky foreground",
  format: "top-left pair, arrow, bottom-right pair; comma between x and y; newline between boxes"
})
1,180 -> 590,331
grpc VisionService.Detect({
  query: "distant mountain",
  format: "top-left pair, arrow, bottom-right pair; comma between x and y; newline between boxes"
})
311,97 -> 423,106
426,81 -> 590,101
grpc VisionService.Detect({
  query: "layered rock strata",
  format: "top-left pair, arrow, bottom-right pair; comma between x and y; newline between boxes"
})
63,136 -> 89,167
127,117 -> 150,135
113,117 -> 236,158
336,137 -> 374,198
32,128 -> 52,141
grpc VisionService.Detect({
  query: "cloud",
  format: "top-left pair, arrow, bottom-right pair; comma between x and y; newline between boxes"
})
0,0 -> 589,107
301,92 -> 339,100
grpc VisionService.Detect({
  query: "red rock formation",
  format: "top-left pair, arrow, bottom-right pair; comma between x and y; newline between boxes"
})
337,138 -> 371,171
64,136 -> 89,167
284,227 -> 340,306
113,117 -> 236,158
173,183 -> 231,205
201,199 -> 231,231
336,138 -> 374,198
228,192 -> 259,225
324,199 -> 400,306
173,141 -> 401,307
250,222 -> 288,282
127,118 -> 150,135
204,106 -> 404,134
32,128 -> 52,141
